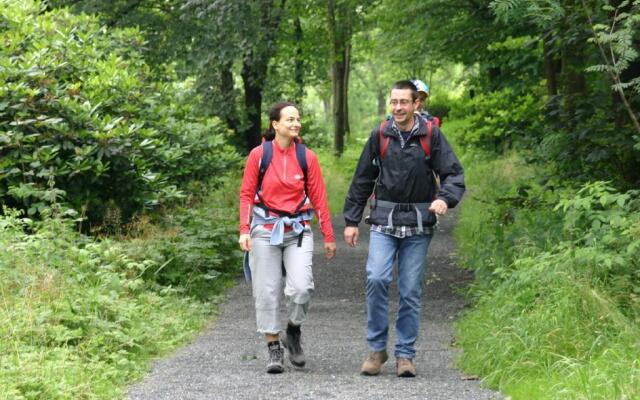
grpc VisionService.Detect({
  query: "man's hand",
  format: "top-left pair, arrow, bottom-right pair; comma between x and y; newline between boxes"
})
429,199 -> 448,216
238,233 -> 251,251
344,226 -> 359,247
324,242 -> 337,260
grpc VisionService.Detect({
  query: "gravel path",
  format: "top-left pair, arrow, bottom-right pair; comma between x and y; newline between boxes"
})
128,208 -> 502,400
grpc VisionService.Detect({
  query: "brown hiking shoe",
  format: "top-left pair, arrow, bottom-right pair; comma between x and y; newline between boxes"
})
396,357 -> 416,377
360,350 -> 388,376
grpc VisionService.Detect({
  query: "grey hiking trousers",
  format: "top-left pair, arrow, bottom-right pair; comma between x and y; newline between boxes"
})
249,224 -> 314,334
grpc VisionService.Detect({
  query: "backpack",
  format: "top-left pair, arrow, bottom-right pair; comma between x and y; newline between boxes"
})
256,139 -> 309,215
419,109 -> 441,128
377,119 -> 433,161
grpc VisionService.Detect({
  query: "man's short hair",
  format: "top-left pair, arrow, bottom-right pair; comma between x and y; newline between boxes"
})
391,80 -> 418,101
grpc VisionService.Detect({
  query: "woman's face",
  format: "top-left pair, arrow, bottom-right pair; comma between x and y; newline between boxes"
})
273,106 -> 301,140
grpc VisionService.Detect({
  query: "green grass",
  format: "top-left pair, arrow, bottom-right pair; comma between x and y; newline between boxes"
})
0,179 -> 242,399
452,118 -> 640,399
316,139 -> 363,216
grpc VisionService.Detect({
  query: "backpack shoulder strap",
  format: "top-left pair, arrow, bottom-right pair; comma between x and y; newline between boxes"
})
378,120 -> 390,160
294,142 -> 308,185
293,142 -> 309,213
419,120 -> 432,159
257,140 -> 273,192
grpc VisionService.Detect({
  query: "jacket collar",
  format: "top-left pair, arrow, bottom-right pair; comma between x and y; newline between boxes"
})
382,113 -> 426,137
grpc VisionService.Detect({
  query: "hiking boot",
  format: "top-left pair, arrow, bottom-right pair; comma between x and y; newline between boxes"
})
281,323 -> 305,367
266,341 -> 284,374
360,350 -> 388,376
396,357 -> 416,378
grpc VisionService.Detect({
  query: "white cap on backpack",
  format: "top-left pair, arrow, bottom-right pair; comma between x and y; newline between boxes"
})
411,79 -> 429,98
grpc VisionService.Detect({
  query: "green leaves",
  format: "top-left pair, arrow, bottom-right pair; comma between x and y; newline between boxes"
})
0,1 -> 240,225
0,207 -> 218,398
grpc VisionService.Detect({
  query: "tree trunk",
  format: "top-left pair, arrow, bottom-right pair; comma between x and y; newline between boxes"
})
327,0 -> 353,155
239,0 -> 286,152
343,41 -> 351,137
331,56 -> 346,155
543,30 -> 558,97
241,55 -> 265,151
220,62 -> 239,133
559,41 -> 587,126
293,16 -> 305,105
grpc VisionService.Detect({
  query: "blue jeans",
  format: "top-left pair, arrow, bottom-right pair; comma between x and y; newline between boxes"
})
366,230 -> 432,359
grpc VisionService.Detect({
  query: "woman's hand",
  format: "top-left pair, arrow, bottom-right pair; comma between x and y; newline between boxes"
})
324,242 -> 337,260
238,234 -> 251,252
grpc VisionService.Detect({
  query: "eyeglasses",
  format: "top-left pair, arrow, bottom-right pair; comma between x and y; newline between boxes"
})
389,99 -> 413,106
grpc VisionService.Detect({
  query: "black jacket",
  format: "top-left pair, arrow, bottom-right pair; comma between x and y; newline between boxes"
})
343,116 -> 465,227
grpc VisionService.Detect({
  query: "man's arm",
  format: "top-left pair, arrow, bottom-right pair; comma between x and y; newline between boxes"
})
343,132 -> 379,226
430,128 -> 465,208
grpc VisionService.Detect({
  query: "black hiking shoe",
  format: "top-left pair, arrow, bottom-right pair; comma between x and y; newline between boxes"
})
281,323 -> 305,367
266,341 -> 284,374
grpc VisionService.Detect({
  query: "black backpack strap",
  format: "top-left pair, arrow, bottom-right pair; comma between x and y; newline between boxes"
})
257,141 -> 273,193
295,142 -> 308,186
293,142 -> 309,213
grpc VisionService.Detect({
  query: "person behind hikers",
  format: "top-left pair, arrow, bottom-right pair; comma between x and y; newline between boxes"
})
343,80 -> 464,377
239,102 -> 336,373
411,79 -> 440,127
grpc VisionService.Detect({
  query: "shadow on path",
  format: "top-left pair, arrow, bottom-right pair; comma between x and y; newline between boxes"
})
128,209 -> 502,400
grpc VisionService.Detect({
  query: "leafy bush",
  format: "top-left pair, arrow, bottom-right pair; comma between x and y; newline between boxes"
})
455,149 -> 640,399
0,210 -> 206,399
123,173 -> 243,299
450,87 -> 544,153
0,0 -> 240,224
0,171 -> 242,398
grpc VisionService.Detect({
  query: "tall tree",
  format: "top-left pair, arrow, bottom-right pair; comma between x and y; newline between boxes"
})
187,0 -> 287,151
326,0 -> 353,155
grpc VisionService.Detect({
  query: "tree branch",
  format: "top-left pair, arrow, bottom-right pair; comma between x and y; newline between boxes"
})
582,0 -> 640,134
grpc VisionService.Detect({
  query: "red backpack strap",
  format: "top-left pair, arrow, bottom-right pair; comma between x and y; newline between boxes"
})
419,120 -> 432,158
378,120 -> 390,160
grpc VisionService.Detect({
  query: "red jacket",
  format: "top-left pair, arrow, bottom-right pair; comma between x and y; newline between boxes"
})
239,142 -> 335,243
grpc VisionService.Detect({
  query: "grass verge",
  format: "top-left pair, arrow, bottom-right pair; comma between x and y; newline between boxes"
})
0,176 -> 242,399
453,119 -> 640,399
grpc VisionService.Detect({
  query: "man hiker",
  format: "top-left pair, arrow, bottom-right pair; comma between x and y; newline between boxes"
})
342,80 -> 465,377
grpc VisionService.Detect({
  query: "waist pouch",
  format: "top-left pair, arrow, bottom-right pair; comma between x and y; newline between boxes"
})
366,200 -> 436,229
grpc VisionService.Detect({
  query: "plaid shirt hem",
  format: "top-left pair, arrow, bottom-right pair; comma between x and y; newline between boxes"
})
370,223 -> 434,238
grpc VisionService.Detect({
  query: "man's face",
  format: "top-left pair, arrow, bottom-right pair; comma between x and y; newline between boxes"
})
390,88 -> 417,127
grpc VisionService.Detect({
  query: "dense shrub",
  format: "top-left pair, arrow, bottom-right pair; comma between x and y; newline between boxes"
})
0,170 -> 242,398
0,0 -> 240,224
455,149 -> 640,399
450,87 -> 544,152
0,209 -> 206,399
123,173 -> 243,299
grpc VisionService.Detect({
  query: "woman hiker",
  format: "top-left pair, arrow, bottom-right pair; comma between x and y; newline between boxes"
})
238,101 -> 336,373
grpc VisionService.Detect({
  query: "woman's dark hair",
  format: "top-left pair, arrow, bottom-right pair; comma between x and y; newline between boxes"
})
262,101 -> 298,141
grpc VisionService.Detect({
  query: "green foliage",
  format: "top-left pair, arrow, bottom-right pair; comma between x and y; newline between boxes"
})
0,210 -> 206,399
451,87 -> 544,152
455,147 -> 640,399
316,140 -> 361,215
299,114 -> 332,149
0,171 -> 242,398
587,1 -> 640,95
124,174 -> 243,300
0,1 -> 240,224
